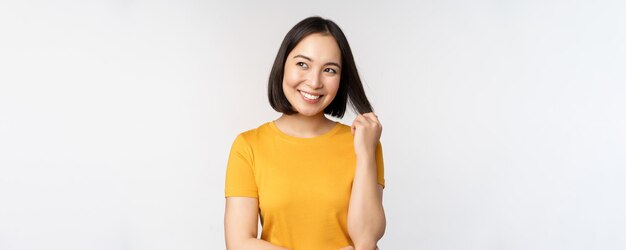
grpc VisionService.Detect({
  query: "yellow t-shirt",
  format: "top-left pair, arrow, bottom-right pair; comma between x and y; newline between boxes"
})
225,121 -> 385,250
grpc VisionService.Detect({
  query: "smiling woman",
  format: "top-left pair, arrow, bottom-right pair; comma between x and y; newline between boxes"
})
282,33 -> 342,115
224,16 -> 385,250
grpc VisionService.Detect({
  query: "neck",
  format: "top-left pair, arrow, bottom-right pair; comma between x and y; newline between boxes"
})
274,112 -> 336,138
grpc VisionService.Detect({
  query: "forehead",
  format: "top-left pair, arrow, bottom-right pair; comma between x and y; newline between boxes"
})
288,33 -> 342,63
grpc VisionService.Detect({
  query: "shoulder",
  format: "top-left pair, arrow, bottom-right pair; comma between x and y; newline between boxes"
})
228,122 -> 271,154
332,122 -> 354,138
335,122 -> 351,131
233,121 -> 274,143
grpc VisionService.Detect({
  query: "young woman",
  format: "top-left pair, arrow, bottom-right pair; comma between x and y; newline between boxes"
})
224,16 -> 386,250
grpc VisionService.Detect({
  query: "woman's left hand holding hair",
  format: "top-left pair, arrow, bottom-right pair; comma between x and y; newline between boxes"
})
351,112 -> 382,157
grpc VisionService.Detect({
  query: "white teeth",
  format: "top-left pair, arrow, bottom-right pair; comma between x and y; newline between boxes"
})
300,90 -> 320,100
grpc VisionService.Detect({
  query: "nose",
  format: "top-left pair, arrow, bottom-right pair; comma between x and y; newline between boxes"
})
307,71 -> 323,89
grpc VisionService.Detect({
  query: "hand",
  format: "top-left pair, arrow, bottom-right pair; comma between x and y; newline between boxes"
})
351,112 -> 382,157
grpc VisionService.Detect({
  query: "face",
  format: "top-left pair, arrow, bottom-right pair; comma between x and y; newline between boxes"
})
282,33 -> 342,117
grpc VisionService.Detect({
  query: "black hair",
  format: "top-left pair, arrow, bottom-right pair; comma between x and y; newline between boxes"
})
267,16 -> 373,118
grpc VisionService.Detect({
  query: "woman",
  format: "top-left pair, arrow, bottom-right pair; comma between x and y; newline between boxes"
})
224,16 -> 386,250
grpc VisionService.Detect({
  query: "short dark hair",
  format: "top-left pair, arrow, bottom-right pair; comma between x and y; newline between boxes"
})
268,16 -> 374,118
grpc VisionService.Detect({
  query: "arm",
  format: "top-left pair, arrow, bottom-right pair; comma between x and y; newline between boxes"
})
347,155 -> 386,250
348,112 -> 386,250
224,197 -> 290,250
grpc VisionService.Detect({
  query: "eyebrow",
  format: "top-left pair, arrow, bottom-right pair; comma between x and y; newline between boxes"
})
293,54 -> 341,68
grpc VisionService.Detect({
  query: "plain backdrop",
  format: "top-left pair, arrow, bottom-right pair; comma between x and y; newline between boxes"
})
1,0 -> 625,249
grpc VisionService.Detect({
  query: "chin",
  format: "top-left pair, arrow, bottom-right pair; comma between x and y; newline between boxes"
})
295,110 -> 321,117
292,107 -> 325,117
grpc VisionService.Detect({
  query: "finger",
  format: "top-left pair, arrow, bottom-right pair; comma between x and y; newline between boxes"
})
353,114 -> 366,126
363,113 -> 382,127
364,112 -> 378,120
362,112 -> 379,123
352,119 -> 363,128
351,119 -> 364,134
351,120 -> 359,134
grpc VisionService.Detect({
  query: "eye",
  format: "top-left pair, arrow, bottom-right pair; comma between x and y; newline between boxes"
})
324,68 -> 337,74
296,62 -> 309,69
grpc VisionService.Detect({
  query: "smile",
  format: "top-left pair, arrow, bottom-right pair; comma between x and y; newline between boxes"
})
298,90 -> 321,100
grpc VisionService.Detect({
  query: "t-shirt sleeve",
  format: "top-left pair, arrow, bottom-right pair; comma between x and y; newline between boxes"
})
376,141 -> 385,189
224,134 -> 258,198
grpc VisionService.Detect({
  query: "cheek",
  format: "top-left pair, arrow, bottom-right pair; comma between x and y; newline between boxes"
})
283,67 -> 302,87
326,77 -> 341,95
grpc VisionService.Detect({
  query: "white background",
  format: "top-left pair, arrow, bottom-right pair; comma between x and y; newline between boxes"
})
1,0 -> 625,249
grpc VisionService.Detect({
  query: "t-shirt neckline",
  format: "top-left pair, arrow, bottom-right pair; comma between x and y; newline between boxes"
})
268,120 -> 342,144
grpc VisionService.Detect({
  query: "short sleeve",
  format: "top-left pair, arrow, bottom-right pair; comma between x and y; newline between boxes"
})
224,134 -> 258,198
376,141 -> 385,189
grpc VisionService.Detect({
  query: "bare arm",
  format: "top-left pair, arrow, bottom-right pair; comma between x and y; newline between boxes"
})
224,197 -> 290,250
347,155 -> 386,250
348,112 -> 386,250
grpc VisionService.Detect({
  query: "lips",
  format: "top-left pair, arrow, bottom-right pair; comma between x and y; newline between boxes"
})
298,90 -> 322,103
298,90 -> 322,98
